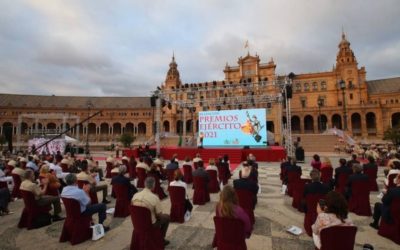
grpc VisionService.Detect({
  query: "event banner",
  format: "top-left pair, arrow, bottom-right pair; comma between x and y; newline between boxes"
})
199,108 -> 267,147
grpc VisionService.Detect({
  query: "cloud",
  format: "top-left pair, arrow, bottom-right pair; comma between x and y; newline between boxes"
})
0,0 -> 399,97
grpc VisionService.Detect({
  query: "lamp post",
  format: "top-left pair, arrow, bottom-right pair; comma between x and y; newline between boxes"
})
339,80 -> 348,131
317,98 -> 323,132
85,100 -> 93,157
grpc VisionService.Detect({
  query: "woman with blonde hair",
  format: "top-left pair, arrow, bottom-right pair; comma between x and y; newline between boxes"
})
39,164 -> 61,195
216,185 -> 252,238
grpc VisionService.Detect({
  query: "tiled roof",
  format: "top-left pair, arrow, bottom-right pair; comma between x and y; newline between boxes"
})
0,94 -> 152,109
367,77 -> 400,94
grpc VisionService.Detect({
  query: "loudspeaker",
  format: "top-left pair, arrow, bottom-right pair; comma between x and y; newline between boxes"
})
4,126 -> 13,152
150,96 -> 157,107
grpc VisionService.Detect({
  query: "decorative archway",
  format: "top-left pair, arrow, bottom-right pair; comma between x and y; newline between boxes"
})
138,122 -> 146,135
317,114 -> 328,132
163,121 -> 170,132
125,123 -> 134,134
2,122 -> 13,136
291,116 -> 300,133
113,123 -> 122,134
21,122 -> 28,134
331,114 -> 342,130
366,112 -> 376,135
304,115 -> 314,133
100,123 -> 109,134
176,120 -> 183,134
392,112 -> 400,128
186,120 -> 193,133
88,123 -> 96,134
47,123 -> 56,130
351,113 -> 362,135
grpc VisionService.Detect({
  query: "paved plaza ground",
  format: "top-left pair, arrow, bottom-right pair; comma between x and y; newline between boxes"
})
0,153 -> 398,250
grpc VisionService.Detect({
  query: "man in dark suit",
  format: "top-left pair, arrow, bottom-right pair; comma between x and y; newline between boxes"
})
234,164 -> 259,207
284,158 -> 302,184
166,156 -> 179,171
111,165 -> 138,200
192,160 -> 209,184
302,169 -> 330,212
334,158 -> 353,185
370,174 -> 400,229
346,154 -> 360,169
345,163 -> 369,200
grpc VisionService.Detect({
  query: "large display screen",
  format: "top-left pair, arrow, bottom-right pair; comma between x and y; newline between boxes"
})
198,108 -> 267,147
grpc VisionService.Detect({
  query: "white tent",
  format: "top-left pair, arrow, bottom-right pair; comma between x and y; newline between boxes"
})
65,135 -> 79,143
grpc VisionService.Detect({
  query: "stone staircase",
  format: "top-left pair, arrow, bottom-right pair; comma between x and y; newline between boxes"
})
292,134 -> 339,153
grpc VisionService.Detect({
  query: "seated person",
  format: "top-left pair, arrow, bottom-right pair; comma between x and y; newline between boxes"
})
346,154 -> 360,169
193,153 -> 202,163
136,157 -> 150,172
385,152 -> 400,176
370,174 -> 400,229
334,158 -> 352,185
345,163 -> 369,200
166,157 -> 179,171
77,160 -> 110,204
311,154 -> 322,170
312,191 -> 353,249
111,165 -> 137,200
169,170 -> 193,215
303,169 -> 330,211
284,158 -> 302,183
192,160 -> 209,185
206,158 -> 219,176
384,161 -> 400,186
132,177 -> 170,246
39,164 -> 61,195
11,163 -> 25,179
234,165 -> 259,207
216,185 -> 252,238
20,169 -> 64,221
61,173 -> 109,231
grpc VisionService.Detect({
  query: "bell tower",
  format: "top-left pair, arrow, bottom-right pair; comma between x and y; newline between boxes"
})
336,31 -> 358,69
164,53 -> 181,89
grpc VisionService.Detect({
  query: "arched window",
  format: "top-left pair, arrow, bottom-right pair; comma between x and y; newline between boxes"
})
312,82 -> 318,91
320,81 -> 327,90
304,83 -> 310,91
295,83 -> 301,92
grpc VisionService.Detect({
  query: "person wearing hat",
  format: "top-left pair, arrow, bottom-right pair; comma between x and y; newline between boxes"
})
6,160 -> 16,175
11,160 -> 26,180
77,160 -> 110,204
19,157 -> 27,169
20,169 -> 64,221
233,163 -> 259,208
136,157 -> 150,172
345,163 -> 369,200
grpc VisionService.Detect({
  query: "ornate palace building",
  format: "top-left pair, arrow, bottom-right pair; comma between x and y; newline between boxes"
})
1,32 -> 400,148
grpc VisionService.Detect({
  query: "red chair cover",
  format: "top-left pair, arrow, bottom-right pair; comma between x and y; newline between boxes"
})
130,205 -> 164,250
319,226 -> 357,250
304,193 -> 325,236
148,173 -> 167,200
0,181 -> 7,189
292,178 -> 311,212
166,169 -> 176,183
77,180 -> 99,204
136,168 -> 147,188
59,197 -> 92,245
212,216 -> 247,250
386,174 -> 397,190
11,173 -> 22,198
18,190 -> 51,229
105,162 -> 113,178
5,165 -> 14,176
218,162 -> 230,185
335,173 -> 350,194
169,186 -> 185,223
320,168 -> 333,185
193,176 -> 210,205
128,161 -> 137,179
182,164 -> 193,184
348,180 -> 371,216
113,184 -> 131,217
207,170 -> 220,193
287,171 -> 301,197
235,189 -> 255,226
378,197 -> 400,244
363,167 -> 378,191
60,163 -> 70,173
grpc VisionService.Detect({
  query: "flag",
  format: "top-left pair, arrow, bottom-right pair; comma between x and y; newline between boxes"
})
244,40 -> 249,49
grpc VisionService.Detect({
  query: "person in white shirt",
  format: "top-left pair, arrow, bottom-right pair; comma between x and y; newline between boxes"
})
193,153 -> 202,163
169,169 -> 188,198
136,157 -> 150,172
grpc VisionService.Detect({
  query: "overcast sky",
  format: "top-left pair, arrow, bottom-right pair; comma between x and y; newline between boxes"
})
0,0 -> 399,97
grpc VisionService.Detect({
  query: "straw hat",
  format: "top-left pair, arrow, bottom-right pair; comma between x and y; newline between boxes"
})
122,156 -> 129,161
154,159 -> 164,165
19,157 -> 27,163
7,160 -> 17,167
61,159 -> 70,165
106,156 -> 115,163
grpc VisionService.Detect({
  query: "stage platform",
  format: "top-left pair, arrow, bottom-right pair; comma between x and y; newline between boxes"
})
123,146 -> 286,164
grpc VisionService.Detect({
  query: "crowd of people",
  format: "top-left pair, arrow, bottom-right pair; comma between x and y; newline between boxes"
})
0,147 -> 399,249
